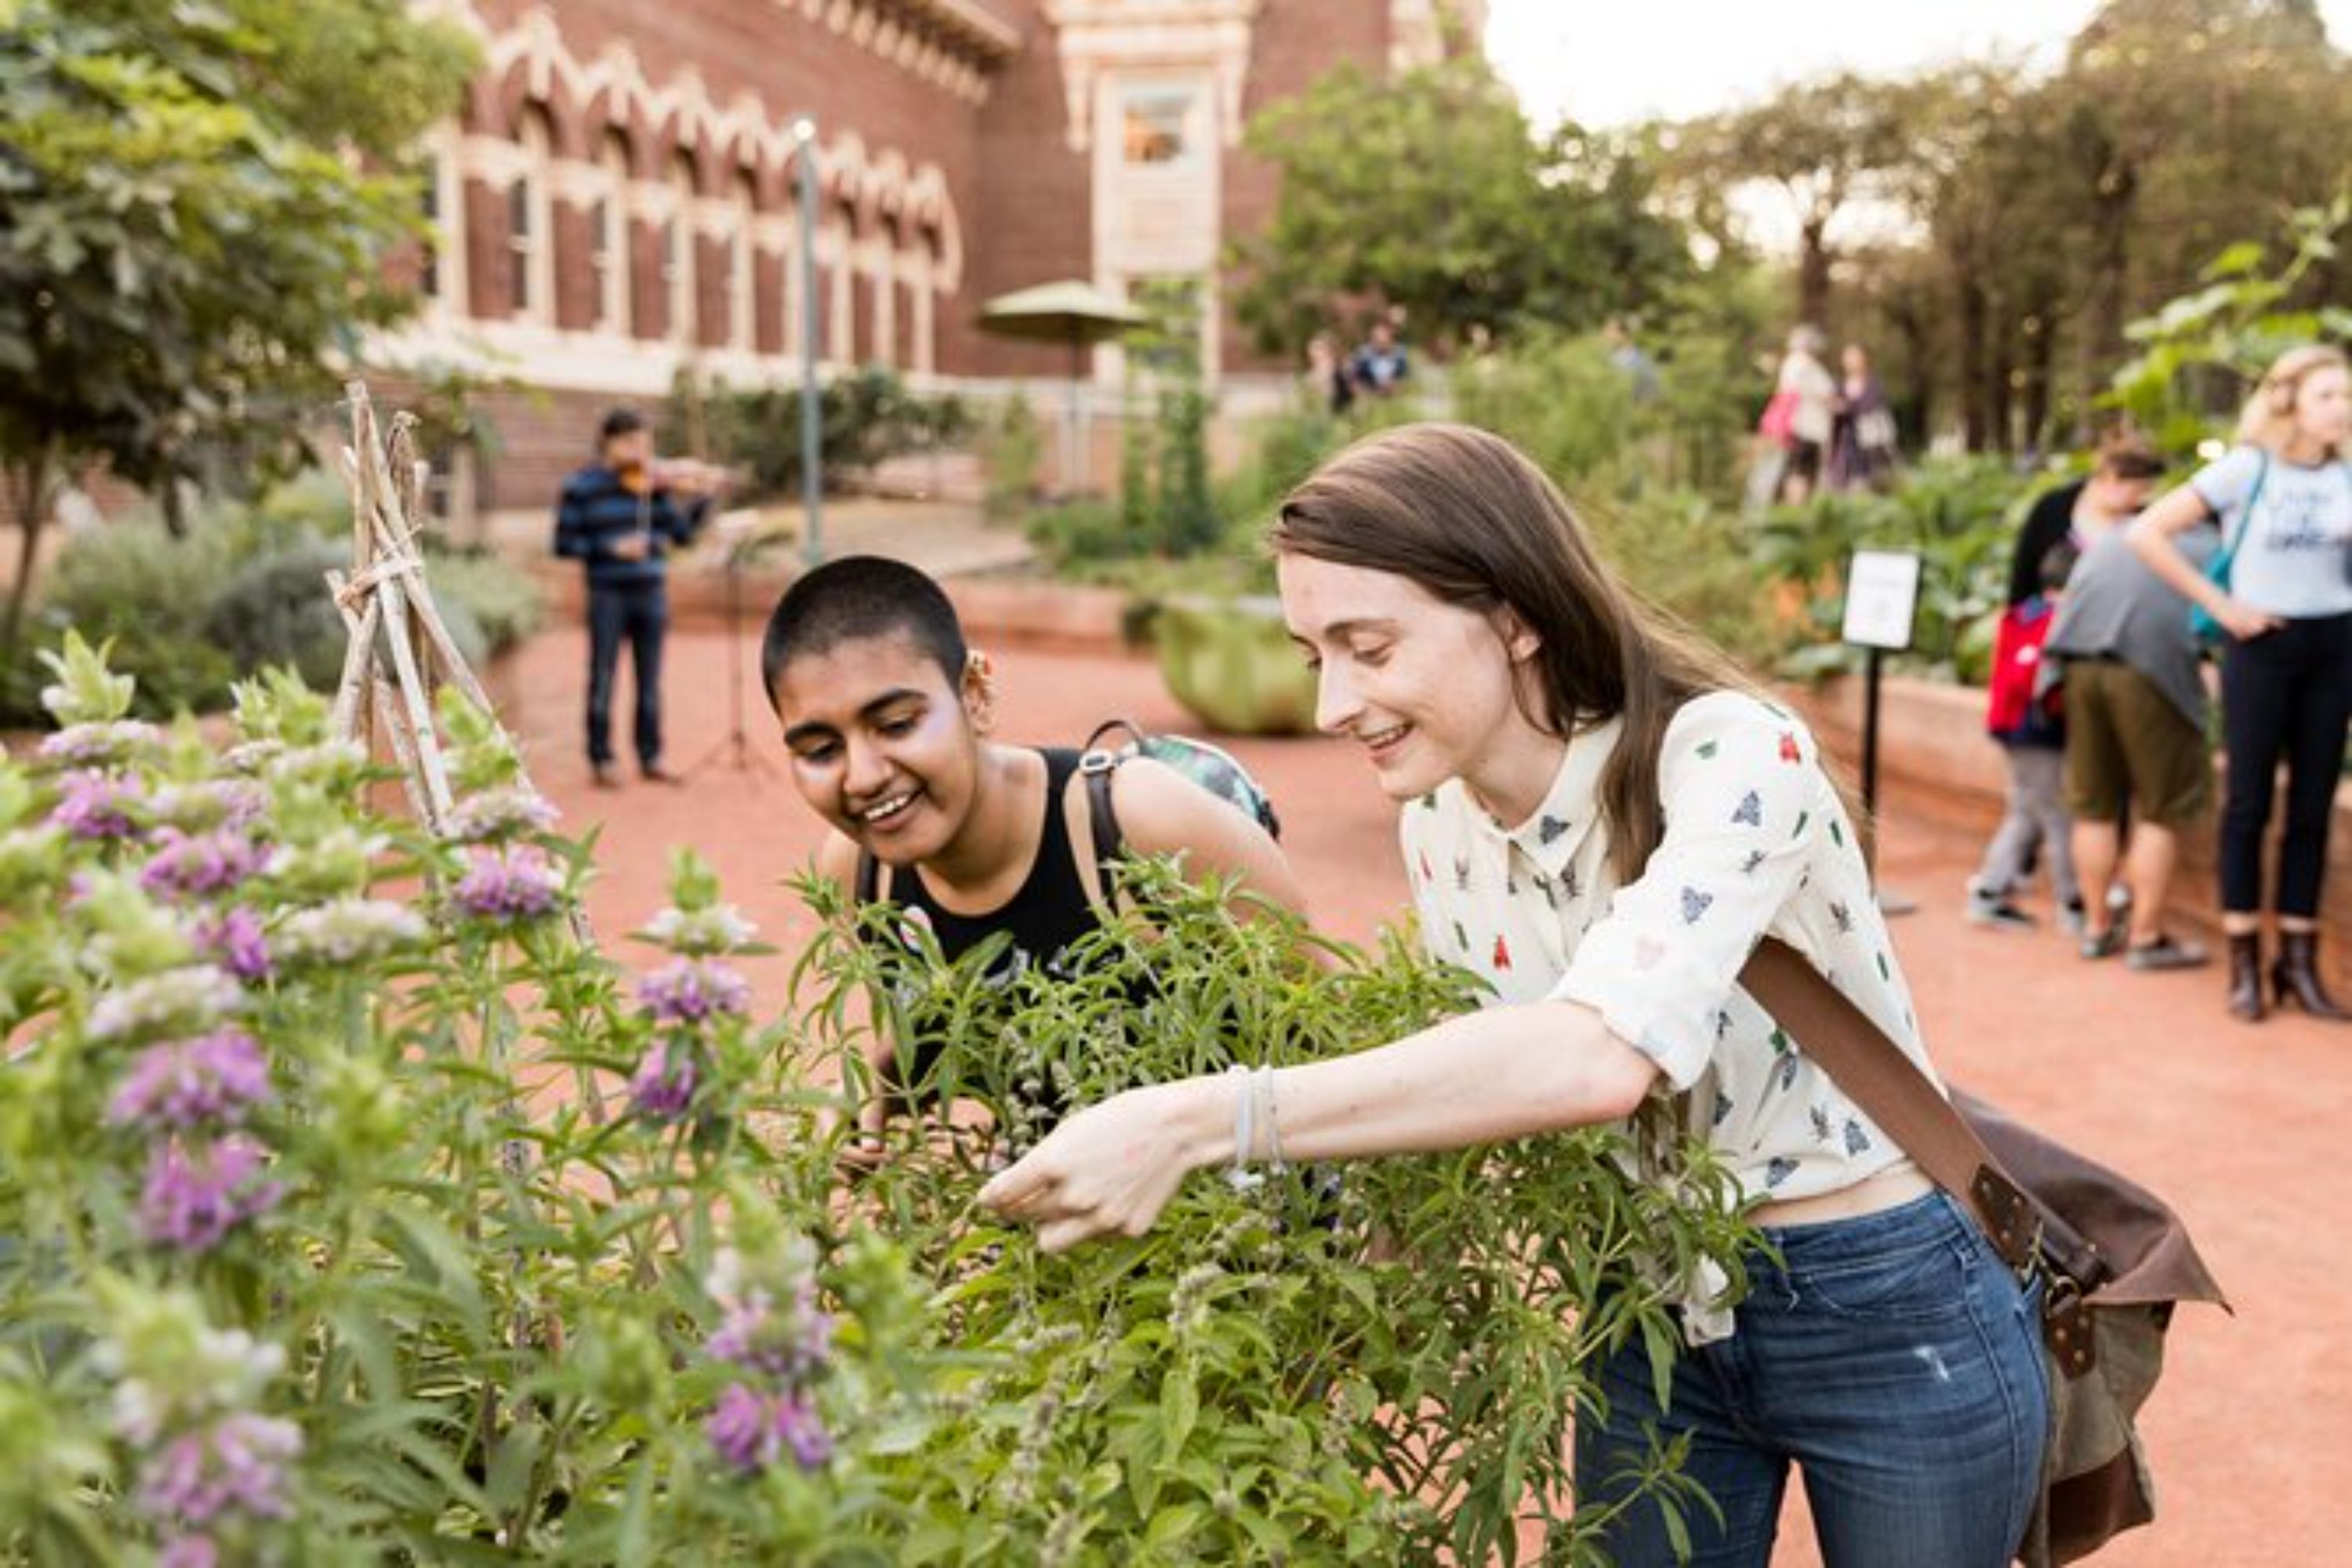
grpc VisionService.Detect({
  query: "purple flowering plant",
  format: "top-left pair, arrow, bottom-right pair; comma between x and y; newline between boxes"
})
1,645 -> 956,1563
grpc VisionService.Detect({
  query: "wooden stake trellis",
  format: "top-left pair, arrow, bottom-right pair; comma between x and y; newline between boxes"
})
328,380 -> 499,834
328,380 -> 608,1122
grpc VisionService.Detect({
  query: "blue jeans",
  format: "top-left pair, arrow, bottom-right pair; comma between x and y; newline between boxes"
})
1574,1192 -> 2049,1567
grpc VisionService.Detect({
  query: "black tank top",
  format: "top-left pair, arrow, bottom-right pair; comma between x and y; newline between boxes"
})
883,747 -> 1098,975
868,748 -> 1105,1108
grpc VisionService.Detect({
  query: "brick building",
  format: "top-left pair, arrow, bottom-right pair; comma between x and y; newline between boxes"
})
382,0 -> 1480,508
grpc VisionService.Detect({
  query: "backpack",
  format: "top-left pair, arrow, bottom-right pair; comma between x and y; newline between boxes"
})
1078,718 -> 1281,848
851,718 -> 1279,905
1984,599 -> 2060,742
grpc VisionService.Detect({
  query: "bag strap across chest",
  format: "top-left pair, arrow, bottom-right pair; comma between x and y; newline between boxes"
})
1734,938 -> 2227,1375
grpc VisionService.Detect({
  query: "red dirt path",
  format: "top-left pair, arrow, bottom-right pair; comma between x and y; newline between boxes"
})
499,623 -> 2350,1566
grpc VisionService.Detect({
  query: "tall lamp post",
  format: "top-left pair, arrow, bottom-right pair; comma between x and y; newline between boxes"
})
789,115 -> 825,565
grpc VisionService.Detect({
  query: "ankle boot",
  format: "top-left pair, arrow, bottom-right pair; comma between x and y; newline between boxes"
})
2272,930 -> 2352,1022
2227,932 -> 2266,1022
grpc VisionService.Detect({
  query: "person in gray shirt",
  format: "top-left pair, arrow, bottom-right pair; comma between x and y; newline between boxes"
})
2042,514 -> 2220,972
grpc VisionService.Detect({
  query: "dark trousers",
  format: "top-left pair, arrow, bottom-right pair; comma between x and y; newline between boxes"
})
586,582 -> 668,768
2220,612 -> 2352,917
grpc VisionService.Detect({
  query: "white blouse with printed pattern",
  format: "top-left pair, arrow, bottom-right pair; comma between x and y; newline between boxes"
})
1398,689 -> 1938,1216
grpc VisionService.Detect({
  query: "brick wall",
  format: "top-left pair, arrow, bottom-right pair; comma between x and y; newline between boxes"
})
968,0 -> 1093,379
465,0 -> 989,368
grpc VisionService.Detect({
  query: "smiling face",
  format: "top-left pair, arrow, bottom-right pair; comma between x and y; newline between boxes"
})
2292,364 -> 2351,454
1277,551 -> 1540,805
770,630 -> 986,866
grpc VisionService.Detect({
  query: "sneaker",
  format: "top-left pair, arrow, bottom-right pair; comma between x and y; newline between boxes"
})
1966,887 -> 2038,931
591,762 -> 620,790
2058,898 -> 2089,938
2081,921 -> 2128,960
2126,935 -> 2210,972
641,761 -> 683,786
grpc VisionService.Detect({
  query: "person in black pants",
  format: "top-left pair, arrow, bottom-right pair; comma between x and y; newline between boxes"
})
2129,346 -> 2352,1021
553,408 -> 717,787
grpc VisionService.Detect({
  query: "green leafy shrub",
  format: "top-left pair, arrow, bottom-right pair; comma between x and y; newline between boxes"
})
1454,334 -> 1642,484
8,521 -> 241,721
796,859 -> 1755,1563
672,366 -> 970,500
2,492 -> 538,727
427,548 -> 546,655
201,538 -> 369,691
979,395 -> 1046,522
2107,194 -> 2352,459
1025,498 -> 1134,572
1578,475 -> 1788,670
1755,456 -> 2038,682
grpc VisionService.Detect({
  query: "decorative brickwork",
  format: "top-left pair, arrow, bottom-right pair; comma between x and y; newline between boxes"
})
348,0 -> 1462,507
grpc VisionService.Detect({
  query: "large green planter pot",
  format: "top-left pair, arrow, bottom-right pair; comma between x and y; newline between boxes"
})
1152,593 -> 1320,736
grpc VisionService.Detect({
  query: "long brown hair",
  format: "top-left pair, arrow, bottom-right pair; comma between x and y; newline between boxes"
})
1271,423 -> 1758,884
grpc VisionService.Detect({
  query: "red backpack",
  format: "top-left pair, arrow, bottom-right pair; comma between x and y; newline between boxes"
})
1984,599 -> 2060,739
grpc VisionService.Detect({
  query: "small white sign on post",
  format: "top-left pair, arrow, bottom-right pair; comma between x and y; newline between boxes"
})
1842,550 -> 1922,652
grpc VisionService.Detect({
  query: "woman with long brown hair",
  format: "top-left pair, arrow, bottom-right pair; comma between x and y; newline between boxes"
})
980,423 -> 2049,1566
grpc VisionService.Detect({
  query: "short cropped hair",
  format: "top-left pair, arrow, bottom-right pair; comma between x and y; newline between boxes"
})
760,555 -> 969,710
598,406 -> 646,443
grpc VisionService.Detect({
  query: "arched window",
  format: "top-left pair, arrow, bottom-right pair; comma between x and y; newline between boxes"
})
510,108 -> 554,324
590,132 -> 631,336
877,212 -> 902,368
664,152 -> 698,345
833,198 -> 860,366
728,171 -> 756,353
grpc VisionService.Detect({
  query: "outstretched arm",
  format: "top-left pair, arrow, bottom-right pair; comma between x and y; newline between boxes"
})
978,998 -> 1657,1251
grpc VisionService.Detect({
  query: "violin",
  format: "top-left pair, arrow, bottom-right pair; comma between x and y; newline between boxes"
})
615,458 -> 652,496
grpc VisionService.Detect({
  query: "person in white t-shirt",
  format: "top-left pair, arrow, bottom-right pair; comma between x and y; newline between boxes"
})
2129,345 -> 2352,1023
981,423 -> 2049,1568
1773,325 -> 1838,505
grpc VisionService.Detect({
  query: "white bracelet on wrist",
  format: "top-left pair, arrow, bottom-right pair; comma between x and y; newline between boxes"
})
1225,1064 -> 1261,1191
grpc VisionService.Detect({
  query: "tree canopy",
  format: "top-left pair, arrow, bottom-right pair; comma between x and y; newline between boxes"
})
1230,55 -> 1693,354
0,0 -> 476,638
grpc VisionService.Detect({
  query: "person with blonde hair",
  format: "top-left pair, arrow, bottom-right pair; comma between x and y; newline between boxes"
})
982,423 -> 2049,1566
2129,345 -> 2352,1021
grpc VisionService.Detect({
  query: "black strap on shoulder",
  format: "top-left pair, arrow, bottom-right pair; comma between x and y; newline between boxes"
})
853,847 -> 888,903
1079,747 -> 1126,895
1084,717 -> 1143,753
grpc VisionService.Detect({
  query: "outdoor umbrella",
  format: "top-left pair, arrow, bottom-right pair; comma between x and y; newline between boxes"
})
977,278 -> 1146,494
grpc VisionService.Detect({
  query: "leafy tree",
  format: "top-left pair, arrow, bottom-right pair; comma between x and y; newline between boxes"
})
1658,71 -> 1922,327
1231,56 -> 1690,354
2056,0 -> 2348,405
2108,194 -> 2352,455
0,0 -> 477,643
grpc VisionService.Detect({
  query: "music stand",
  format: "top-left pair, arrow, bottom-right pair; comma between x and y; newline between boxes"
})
681,514 -> 789,785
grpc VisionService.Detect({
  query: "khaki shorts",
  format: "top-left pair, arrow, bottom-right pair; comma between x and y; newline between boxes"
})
2062,660 -> 2210,829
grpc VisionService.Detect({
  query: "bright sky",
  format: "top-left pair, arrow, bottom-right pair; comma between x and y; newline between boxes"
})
1484,0 -> 2352,132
